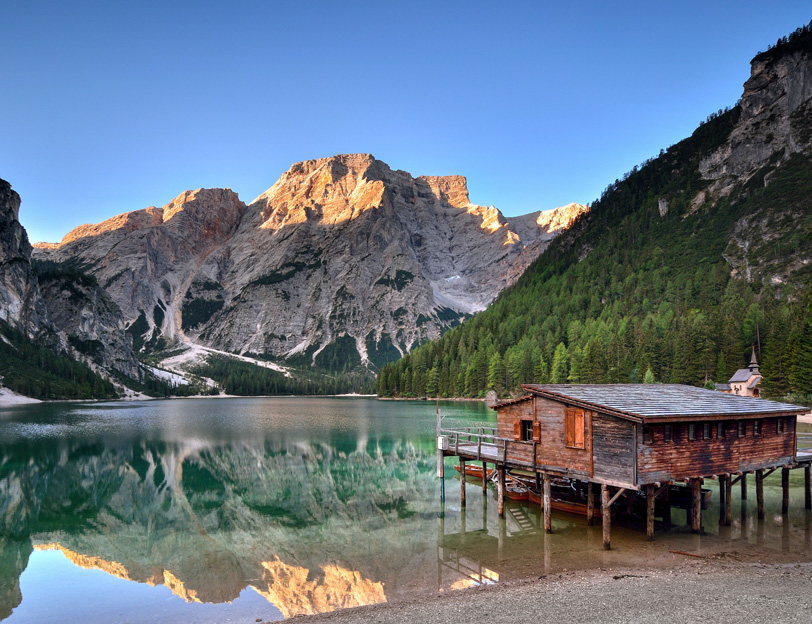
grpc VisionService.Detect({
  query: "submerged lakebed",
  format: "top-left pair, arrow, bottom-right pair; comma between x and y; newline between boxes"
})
0,397 -> 811,623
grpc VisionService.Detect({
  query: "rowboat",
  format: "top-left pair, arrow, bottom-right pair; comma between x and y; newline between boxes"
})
528,487 -> 607,519
453,464 -> 494,480
505,482 -> 529,501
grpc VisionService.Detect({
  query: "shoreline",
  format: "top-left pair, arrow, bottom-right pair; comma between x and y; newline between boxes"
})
287,558 -> 812,623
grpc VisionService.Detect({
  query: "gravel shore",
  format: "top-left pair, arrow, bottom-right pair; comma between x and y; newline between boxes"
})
286,559 -> 812,624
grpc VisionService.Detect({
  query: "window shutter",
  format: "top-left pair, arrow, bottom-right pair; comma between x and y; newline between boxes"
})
532,421 -> 541,442
574,410 -> 585,448
565,408 -> 575,447
513,419 -> 521,440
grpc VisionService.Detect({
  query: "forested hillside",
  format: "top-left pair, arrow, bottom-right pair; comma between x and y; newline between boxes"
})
378,24 -> 812,403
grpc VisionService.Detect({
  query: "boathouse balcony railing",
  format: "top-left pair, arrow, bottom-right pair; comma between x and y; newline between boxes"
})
797,433 -> 812,453
439,426 -> 536,468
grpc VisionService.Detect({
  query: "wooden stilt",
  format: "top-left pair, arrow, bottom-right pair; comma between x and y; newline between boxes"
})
782,467 -> 790,515
691,478 -> 702,533
543,472 -> 552,533
602,484 -> 611,550
756,469 -> 764,520
587,482 -> 595,527
459,459 -> 466,508
535,472 -> 541,491
719,474 -> 727,525
646,484 -> 655,540
805,465 -> 811,510
482,461 -> 488,493
497,467 -> 505,518
741,472 -> 748,500
724,473 -> 732,526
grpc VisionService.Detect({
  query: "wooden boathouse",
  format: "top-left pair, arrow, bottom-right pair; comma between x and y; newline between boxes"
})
438,384 -> 812,549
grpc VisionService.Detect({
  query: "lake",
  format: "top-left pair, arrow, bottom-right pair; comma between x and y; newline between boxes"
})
1,397 -> 811,623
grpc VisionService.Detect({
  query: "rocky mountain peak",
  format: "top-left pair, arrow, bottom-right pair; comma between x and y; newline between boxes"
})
416,175 -> 471,209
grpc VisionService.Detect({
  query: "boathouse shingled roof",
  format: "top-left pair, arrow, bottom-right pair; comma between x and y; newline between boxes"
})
519,384 -> 808,422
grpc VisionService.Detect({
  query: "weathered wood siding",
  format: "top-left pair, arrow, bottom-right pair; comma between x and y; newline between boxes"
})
532,397 -> 591,476
637,416 -> 796,484
496,399 -> 535,465
591,414 -> 636,486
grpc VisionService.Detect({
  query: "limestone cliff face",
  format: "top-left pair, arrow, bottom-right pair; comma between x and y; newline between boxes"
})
700,50 -> 812,183
0,179 -> 49,337
697,41 -> 812,286
36,155 -> 586,368
36,188 -> 247,350
36,270 -> 142,379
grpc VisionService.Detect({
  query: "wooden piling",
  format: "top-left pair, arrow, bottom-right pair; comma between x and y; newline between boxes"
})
587,482 -> 595,527
625,490 -> 635,516
691,478 -> 702,533
719,474 -> 727,525
602,484 -> 611,550
805,465 -> 811,510
543,472 -> 552,533
724,474 -> 732,526
756,469 -> 764,520
782,467 -> 790,515
741,472 -> 747,500
459,459 -> 466,508
482,461 -> 488,493
497,467 -> 505,518
646,484 -> 655,540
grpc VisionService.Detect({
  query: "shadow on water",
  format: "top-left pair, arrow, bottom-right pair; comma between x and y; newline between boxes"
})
0,399 -> 809,622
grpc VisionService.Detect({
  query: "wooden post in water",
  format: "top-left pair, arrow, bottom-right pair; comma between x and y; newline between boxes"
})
646,484 -> 655,540
482,461 -> 488,493
690,478 -> 702,533
543,473 -> 552,533
587,482 -> 595,527
724,474 -> 732,526
625,490 -> 635,516
497,467 -> 506,518
535,471 -> 541,491
436,402 -> 444,502
805,465 -> 811,510
719,474 -> 727,525
756,469 -> 764,520
601,484 -> 611,550
782,467 -> 790,515
459,459 -> 466,508
741,472 -> 748,500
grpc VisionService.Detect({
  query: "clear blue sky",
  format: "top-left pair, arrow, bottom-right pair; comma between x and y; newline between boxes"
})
2,1 -> 810,244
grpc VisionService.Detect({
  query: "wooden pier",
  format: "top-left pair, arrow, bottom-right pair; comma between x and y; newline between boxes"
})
438,384 -> 812,549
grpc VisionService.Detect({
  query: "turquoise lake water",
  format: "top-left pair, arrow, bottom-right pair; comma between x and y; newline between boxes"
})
0,397 -> 810,623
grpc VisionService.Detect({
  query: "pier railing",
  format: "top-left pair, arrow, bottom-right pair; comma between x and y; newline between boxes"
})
439,426 -> 535,466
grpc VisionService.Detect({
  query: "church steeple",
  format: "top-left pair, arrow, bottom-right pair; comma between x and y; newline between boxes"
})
748,346 -> 759,374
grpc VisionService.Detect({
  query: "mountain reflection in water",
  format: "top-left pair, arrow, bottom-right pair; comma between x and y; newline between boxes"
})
0,398 -> 491,621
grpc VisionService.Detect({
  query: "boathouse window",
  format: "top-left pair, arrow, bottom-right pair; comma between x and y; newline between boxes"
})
738,421 -> 746,437
514,419 -> 540,442
703,423 -> 711,440
565,408 -> 586,449
643,427 -> 652,444
778,418 -> 785,434
664,425 -> 672,442
688,423 -> 696,441
521,420 -> 533,442
717,422 -> 724,438
754,420 -> 761,437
